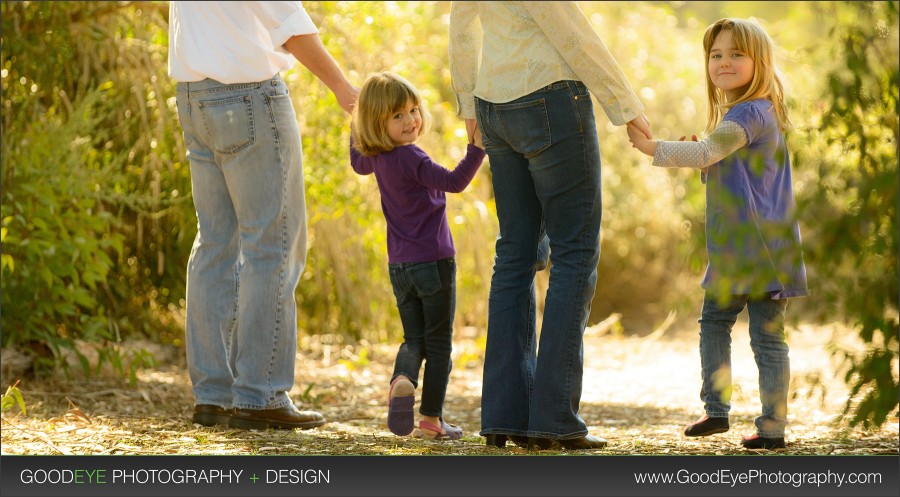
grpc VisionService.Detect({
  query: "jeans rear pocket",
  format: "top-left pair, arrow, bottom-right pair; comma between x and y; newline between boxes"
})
199,95 -> 255,154
495,99 -> 552,158
407,262 -> 442,297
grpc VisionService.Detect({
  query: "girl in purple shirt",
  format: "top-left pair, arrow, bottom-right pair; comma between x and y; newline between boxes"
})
350,71 -> 485,439
629,18 -> 808,450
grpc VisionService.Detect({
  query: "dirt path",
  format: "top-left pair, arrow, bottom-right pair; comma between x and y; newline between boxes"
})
1,321 -> 897,455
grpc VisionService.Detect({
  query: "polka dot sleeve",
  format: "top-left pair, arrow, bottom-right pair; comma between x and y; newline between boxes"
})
652,120 -> 748,169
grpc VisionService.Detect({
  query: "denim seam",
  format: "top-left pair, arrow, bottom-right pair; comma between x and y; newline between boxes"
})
225,264 -> 239,361
560,206 -> 589,432
569,88 -> 584,133
559,127 -> 595,434
525,290 -> 535,400
264,92 -> 288,408
277,114 -> 290,405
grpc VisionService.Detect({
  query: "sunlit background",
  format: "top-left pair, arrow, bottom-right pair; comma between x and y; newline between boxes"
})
1,1 -> 897,428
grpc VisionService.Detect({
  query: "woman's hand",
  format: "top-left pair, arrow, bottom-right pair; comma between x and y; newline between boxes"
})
628,113 -> 652,140
627,121 -> 656,157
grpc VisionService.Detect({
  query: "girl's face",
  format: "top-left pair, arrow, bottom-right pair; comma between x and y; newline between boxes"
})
708,29 -> 754,101
385,98 -> 422,146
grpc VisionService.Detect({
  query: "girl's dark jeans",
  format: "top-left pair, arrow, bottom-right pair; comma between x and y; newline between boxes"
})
388,257 -> 456,417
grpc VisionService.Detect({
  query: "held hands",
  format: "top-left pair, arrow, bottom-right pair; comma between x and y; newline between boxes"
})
473,127 -> 484,150
627,122 -> 655,157
466,118 -> 484,150
626,113 -> 656,157
337,85 -> 361,114
629,113 -> 652,140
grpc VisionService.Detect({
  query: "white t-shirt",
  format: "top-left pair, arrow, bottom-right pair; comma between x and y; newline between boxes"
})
168,1 -> 318,83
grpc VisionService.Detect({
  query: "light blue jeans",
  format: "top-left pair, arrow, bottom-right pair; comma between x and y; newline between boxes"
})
477,81 -> 601,440
175,75 -> 305,410
698,293 -> 790,437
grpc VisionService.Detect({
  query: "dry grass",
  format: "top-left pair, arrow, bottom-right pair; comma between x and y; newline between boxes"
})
1,321 -> 897,456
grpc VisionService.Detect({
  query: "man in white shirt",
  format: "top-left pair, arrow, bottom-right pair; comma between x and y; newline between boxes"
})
168,1 -> 357,430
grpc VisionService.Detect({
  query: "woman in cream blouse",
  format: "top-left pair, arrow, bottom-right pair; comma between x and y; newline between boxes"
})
449,1 -> 651,451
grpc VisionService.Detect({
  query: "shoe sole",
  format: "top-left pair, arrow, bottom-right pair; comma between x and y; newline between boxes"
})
387,378 -> 416,436
684,426 -> 729,437
228,417 -> 326,430
387,395 -> 415,436
741,439 -> 786,449
192,412 -> 232,427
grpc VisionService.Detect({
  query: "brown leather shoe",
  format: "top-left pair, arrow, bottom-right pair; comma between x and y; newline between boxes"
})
192,404 -> 233,427
558,434 -> 608,450
229,404 -> 326,430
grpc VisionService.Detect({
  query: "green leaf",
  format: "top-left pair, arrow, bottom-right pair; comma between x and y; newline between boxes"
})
1,385 -> 26,415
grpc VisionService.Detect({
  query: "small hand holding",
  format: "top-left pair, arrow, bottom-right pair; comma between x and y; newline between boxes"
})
627,117 -> 657,157
473,126 -> 484,150
628,113 -> 652,140
465,119 -> 478,143
338,85 -> 360,114
627,123 -> 645,147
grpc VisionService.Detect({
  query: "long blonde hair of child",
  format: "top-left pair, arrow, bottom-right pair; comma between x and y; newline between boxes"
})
703,18 -> 792,133
352,71 -> 432,157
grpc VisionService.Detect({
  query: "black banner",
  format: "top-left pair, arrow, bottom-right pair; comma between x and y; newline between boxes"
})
1,454 -> 898,497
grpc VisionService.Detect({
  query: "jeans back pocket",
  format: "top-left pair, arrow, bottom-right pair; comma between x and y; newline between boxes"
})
407,262 -> 443,297
198,94 -> 255,154
494,99 -> 552,158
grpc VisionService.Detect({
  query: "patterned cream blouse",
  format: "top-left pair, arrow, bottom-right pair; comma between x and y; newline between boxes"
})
449,1 -> 643,125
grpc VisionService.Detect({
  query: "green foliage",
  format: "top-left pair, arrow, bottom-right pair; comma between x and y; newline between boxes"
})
2,88 -> 125,370
792,1 -> 899,428
1,1 -> 186,373
1,381 -> 26,415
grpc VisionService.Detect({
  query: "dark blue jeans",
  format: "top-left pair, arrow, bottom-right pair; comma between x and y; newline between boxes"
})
388,257 -> 456,417
477,80 -> 601,439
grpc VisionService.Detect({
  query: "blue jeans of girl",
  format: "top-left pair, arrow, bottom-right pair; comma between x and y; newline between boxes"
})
389,257 -> 457,417
175,75 -> 306,410
477,80 -> 601,440
698,293 -> 790,437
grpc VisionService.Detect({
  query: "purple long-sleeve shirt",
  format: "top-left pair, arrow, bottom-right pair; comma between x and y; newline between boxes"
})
350,140 -> 485,263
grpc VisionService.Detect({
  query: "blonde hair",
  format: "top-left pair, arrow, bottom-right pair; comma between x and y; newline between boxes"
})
703,18 -> 791,133
351,71 -> 431,156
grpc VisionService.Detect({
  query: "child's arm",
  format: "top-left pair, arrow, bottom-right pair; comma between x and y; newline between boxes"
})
407,144 -> 486,194
349,134 -> 374,175
628,121 -> 747,169
470,122 -> 484,150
